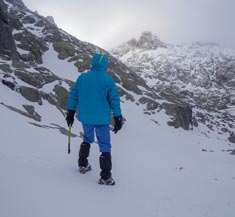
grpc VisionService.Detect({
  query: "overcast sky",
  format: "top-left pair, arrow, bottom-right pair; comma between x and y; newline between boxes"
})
23,0 -> 235,49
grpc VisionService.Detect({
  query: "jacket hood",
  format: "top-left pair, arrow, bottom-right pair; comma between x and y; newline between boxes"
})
91,53 -> 108,70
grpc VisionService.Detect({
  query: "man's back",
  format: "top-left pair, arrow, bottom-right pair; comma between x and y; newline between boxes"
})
68,54 -> 121,125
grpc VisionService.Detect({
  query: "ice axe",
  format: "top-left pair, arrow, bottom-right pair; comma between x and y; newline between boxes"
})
68,124 -> 71,154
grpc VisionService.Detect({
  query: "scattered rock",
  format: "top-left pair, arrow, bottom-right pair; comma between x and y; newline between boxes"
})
19,86 -> 42,105
29,122 -> 77,137
0,64 -> 12,73
162,103 -> 192,130
228,132 -> 235,144
53,42 -> 76,59
230,150 -> 235,155
176,167 -> 184,171
0,102 -> 41,121
22,15 -> 36,24
53,85 -> 69,110
1,79 -> 16,90
139,96 -> 159,110
23,104 -> 35,115
222,149 -> 235,155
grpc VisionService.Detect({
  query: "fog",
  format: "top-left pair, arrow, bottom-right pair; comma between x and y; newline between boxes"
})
23,0 -> 235,49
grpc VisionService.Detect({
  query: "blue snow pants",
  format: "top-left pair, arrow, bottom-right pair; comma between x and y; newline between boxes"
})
82,124 -> 111,152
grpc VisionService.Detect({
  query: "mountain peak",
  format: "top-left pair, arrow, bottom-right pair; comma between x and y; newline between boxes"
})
136,31 -> 166,49
109,31 -> 167,61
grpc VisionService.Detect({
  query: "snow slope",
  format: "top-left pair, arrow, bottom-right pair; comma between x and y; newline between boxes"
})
42,44 -> 79,81
1,82 -> 235,217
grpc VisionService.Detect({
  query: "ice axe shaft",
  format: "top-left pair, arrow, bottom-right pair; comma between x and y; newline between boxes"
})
68,124 -> 71,154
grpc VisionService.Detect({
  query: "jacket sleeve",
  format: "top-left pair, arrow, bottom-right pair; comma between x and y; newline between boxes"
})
67,77 -> 80,111
108,78 -> 122,117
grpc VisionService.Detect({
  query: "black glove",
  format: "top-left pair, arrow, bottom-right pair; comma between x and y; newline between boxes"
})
113,115 -> 122,134
66,110 -> 76,127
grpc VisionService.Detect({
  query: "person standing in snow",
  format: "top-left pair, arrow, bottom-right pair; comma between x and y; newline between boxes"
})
66,53 -> 122,185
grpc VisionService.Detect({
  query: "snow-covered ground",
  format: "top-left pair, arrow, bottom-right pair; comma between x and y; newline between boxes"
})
42,44 -> 79,81
0,81 -> 235,217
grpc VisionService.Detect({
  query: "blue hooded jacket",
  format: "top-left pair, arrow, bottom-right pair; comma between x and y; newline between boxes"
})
67,53 -> 122,125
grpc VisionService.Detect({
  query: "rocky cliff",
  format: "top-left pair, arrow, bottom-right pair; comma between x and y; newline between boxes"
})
110,32 -> 235,142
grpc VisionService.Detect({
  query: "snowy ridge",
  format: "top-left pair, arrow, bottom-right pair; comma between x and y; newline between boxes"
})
110,32 -> 235,142
112,41 -> 235,91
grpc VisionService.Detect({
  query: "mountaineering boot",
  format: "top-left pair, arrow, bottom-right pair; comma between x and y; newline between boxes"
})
98,152 -> 115,185
78,142 -> 92,174
98,177 -> 115,185
79,164 -> 92,174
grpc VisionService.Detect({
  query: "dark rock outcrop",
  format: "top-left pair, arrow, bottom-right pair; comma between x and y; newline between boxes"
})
162,103 -> 192,130
0,0 -> 16,57
228,133 -> 235,144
